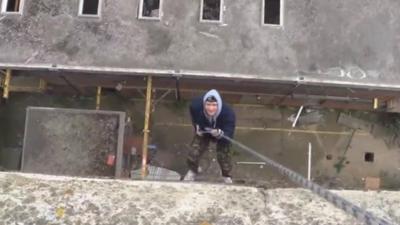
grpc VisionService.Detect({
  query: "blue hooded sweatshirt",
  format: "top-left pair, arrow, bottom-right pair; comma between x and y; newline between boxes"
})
189,89 -> 236,144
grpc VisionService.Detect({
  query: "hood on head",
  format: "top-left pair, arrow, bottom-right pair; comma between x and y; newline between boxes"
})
203,89 -> 222,119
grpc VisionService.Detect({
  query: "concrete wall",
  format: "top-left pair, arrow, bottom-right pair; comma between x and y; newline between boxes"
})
0,0 -> 400,87
316,131 -> 400,189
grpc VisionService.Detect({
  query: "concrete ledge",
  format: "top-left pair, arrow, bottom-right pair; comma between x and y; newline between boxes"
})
0,172 -> 399,224
2,63 -> 400,91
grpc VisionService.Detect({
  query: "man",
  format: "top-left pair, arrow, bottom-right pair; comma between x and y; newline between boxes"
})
184,89 -> 236,183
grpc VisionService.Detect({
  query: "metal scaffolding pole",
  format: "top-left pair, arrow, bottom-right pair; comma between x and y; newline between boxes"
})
141,76 -> 153,178
2,69 -> 11,99
96,86 -> 102,110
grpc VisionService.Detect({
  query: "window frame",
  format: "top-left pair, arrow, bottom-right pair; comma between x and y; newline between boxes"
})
199,0 -> 224,24
138,0 -> 163,21
1,0 -> 25,15
261,0 -> 284,28
78,0 -> 102,18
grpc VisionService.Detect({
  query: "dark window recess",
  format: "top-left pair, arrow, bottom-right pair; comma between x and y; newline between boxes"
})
82,0 -> 99,15
6,0 -> 21,12
142,0 -> 160,17
202,0 -> 221,21
364,152 -> 374,162
264,0 -> 281,25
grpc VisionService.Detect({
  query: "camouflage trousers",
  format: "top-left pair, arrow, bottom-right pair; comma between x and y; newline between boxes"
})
187,134 -> 232,177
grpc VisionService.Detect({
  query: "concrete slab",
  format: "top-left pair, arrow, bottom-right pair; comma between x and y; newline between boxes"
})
0,172 -> 399,225
21,107 -> 125,178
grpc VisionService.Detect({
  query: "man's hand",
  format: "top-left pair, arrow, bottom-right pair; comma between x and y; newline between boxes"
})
210,129 -> 224,139
195,124 -> 203,136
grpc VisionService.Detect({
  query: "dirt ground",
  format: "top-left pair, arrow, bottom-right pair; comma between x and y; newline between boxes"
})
1,92 -> 400,189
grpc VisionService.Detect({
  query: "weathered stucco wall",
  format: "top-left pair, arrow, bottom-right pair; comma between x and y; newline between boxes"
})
0,172 -> 399,225
0,0 -> 400,86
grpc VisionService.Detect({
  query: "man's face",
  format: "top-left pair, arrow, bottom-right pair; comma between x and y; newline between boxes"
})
204,101 -> 218,117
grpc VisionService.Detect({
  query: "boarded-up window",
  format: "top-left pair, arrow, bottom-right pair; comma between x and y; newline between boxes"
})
139,0 -> 161,19
263,0 -> 282,25
201,0 -> 223,22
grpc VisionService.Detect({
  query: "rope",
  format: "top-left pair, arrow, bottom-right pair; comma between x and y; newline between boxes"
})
221,134 -> 393,225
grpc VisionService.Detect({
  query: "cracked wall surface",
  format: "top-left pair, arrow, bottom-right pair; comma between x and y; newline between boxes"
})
0,172 -> 399,225
0,0 -> 400,86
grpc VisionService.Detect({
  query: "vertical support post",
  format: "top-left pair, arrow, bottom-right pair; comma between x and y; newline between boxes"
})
141,76 -> 153,178
39,79 -> 47,92
373,98 -> 378,110
115,112 -> 126,178
307,142 -> 312,181
2,69 -> 11,99
96,86 -> 102,110
175,77 -> 181,101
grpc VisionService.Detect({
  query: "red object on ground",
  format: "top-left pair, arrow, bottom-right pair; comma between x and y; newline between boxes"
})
106,154 -> 115,166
